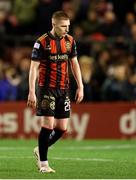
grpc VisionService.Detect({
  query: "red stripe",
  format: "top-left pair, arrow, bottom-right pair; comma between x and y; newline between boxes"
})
49,63 -> 57,88
38,64 -> 46,86
60,62 -> 67,89
50,40 -> 57,54
60,38 -> 67,53
40,38 -> 46,47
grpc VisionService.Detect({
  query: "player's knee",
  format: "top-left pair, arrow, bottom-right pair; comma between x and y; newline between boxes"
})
41,123 -> 54,129
41,116 -> 54,129
55,126 -> 67,132
61,127 -> 67,131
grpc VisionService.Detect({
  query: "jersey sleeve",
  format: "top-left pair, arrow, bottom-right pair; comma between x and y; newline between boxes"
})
69,39 -> 77,59
31,40 -> 44,61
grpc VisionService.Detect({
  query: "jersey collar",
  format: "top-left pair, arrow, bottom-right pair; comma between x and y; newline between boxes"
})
48,31 -> 63,40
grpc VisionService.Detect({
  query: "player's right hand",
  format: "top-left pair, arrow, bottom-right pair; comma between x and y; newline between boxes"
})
27,93 -> 37,109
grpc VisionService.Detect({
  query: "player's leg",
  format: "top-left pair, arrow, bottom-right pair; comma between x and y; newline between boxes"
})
34,116 -> 55,173
34,88 -> 56,173
48,118 -> 68,146
38,116 -> 55,173
48,93 -> 70,146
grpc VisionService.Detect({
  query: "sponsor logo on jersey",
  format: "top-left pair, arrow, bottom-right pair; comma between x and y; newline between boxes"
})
49,54 -> 68,61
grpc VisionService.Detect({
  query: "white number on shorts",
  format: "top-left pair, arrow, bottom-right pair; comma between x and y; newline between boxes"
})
64,101 -> 70,111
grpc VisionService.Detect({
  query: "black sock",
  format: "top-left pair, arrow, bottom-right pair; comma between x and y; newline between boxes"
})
38,127 -> 52,161
48,128 -> 66,147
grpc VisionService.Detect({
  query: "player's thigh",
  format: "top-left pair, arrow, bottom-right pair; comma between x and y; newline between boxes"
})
55,118 -> 69,131
36,88 -> 56,116
55,96 -> 71,119
41,116 -> 55,129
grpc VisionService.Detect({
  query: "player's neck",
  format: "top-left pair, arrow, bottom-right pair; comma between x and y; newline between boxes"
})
50,30 -> 62,39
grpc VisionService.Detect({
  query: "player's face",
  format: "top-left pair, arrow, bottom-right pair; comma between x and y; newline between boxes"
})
53,19 -> 70,37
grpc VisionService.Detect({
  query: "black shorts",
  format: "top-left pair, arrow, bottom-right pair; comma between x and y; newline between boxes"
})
36,87 -> 70,118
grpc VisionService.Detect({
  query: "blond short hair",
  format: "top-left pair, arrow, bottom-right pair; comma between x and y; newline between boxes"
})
52,11 -> 69,21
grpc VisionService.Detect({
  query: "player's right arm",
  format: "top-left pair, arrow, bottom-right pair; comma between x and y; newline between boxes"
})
27,38 -> 44,109
27,60 -> 40,109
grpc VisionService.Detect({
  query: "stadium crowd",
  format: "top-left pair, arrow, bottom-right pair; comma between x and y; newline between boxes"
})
0,0 -> 136,102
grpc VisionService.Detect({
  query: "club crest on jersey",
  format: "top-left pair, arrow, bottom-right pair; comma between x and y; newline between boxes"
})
66,41 -> 71,52
41,99 -> 48,109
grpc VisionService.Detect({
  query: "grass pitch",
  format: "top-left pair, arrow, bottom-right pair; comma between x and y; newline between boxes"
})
0,139 -> 136,179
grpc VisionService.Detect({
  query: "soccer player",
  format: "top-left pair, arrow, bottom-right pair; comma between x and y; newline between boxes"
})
27,11 -> 84,173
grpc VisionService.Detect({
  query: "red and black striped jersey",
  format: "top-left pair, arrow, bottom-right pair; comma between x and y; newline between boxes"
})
31,32 -> 77,89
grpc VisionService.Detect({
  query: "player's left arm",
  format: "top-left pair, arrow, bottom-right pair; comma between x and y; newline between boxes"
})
70,56 -> 84,104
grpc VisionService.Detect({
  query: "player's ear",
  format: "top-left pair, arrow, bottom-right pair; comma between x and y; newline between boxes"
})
52,19 -> 56,27
52,23 -> 56,28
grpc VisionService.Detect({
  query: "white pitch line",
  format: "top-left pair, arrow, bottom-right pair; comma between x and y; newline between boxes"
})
0,144 -> 136,151
0,147 -> 30,150
0,156 -> 33,159
63,144 -> 136,150
0,156 -> 113,162
51,157 -> 114,162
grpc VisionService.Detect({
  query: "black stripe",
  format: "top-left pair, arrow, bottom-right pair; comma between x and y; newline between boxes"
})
44,36 -> 51,88
55,39 -> 62,88
56,39 -> 61,53
65,64 -> 69,89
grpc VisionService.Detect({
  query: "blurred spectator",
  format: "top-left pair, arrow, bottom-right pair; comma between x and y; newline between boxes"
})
129,24 -> 136,58
72,24 -> 91,56
81,9 -> 100,36
74,0 -> 90,22
0,8 -> 7,34
122,12 -> 136,38
95,0 -> 113,22
11,48 -> 24,68
93,50 -> 111,88
10,47 -> 31,68
101,62 -> 129,101
124,53 -> 136,72
122,70 -> 136,101
131,24 -> 136,41
99,11 -> 122,37
0,1 -> 11,52
0,66 -> 20,101
72,24 -> 84,40
10,0 -> 38,35
70,55 -> 99,102
0,58 -> 4,80
110,0 -> 136,23
17,58 -> 30,100
109,37 -> 129,63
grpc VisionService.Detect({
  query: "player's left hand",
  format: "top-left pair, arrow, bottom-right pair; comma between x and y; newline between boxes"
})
75,87 -> 84,104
